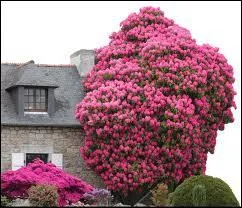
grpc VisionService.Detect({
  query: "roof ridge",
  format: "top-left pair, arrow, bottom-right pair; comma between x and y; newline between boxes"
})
1,62 -> 23,65
1,62 -> 76,68
37,64 -> 75,67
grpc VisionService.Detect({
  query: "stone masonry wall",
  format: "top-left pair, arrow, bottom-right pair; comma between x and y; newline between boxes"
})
1,125 -> 105,188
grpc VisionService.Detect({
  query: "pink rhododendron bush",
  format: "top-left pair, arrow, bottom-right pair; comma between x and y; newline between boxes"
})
1,159 -> 94,206
75,6 -> 236,199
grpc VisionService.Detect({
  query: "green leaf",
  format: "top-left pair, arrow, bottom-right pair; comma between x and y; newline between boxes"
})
160,67 -> 169,73
140,94 -> 147,102
103,73 -> 113,80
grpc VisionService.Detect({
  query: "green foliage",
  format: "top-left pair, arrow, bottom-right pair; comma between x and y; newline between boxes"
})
137,81 -> 145,87
1,195 -> 11,206
192,184 -> 206,206
170,108 -> 179,114
103,73 -> 113,80
160,67 -> 169,73
140,94 -> 147,102
169,175 -> 240,207
168,192 -> 173,205
183,88 -> 202,98
28,184 -> 58,207
151,183 -> 169,206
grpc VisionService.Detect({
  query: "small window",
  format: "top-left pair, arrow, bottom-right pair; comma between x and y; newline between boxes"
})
24,87 -> 48,112
26,153 -> 48,165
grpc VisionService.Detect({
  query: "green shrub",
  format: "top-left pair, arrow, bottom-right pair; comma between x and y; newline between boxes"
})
192,184 -> 206,206
169,175 -> 240,207
1,195 -> 11,206
168,192 -> 173,205
151,183 -> 169,206
28,184 -> 58,207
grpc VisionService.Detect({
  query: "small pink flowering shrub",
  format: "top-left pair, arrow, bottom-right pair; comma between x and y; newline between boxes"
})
75,6 -> 236,199
1,159 -> 94,207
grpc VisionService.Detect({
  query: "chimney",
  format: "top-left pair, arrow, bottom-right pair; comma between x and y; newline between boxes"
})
70,49 -> 95,77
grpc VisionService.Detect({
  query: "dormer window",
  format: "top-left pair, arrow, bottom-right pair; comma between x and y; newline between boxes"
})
6,84 -> 57,117
24,87 -> 48,112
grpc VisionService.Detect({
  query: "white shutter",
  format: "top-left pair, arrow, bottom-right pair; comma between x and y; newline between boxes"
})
51,154 -> 63,169
12,153 -> 25,170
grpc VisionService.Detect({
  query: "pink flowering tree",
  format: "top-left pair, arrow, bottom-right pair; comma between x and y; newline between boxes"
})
1,159 -> 94,207
75,6 -> 236,203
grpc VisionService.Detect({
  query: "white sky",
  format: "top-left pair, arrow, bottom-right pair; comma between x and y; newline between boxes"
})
1,1 -> 241,204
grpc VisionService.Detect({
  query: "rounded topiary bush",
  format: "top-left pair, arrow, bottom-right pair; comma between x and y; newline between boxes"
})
192,184 -> 206,206
169,175 -> 240,207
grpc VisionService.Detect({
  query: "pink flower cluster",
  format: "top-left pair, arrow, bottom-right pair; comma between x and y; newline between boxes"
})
1,159 -> 94,207
75,7 -> 236,196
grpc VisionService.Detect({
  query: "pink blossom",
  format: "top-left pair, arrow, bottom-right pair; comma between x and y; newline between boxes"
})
1,159 -> 94,207
75,6 -> 236,196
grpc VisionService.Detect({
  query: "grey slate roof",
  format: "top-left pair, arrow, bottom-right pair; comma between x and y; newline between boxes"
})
1,62 -> 85,127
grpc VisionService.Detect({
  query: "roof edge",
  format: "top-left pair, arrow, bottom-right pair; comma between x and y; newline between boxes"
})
5,84 -> 59,91
1,62 -> 76,68
1,123 -> 81,128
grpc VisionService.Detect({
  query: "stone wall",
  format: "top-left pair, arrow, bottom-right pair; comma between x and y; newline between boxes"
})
1,125 -> 105,188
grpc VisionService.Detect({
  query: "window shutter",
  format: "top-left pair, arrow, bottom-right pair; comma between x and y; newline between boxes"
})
12,153 -> 25,170
51,154 -> 63,169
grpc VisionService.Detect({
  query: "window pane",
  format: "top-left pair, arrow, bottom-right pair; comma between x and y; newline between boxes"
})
28,103 -> 34,109
24,88 -> 48,112
36,103 -> 40,109
40,103 -> 46,109
26,153 -> 48,165
36,96 -> 41,102
29,96 -> 34,103
41,89 -> 46,96
36,89 -> 40,102
24,89 -> 28,96
36,89 -> 40,96
36,93 -> 41,102
24,102 -> 29,110
40,96 -> 45,103
28,89 -> 33,95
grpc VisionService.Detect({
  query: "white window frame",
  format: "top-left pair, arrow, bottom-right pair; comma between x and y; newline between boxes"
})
12,153 -> 25,170
12,152 -> 63,170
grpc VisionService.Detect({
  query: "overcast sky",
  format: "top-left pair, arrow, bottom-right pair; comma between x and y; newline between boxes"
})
1,1 -> 241,203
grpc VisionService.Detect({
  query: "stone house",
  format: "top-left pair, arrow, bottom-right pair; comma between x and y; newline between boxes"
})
1,49 -> 105,188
